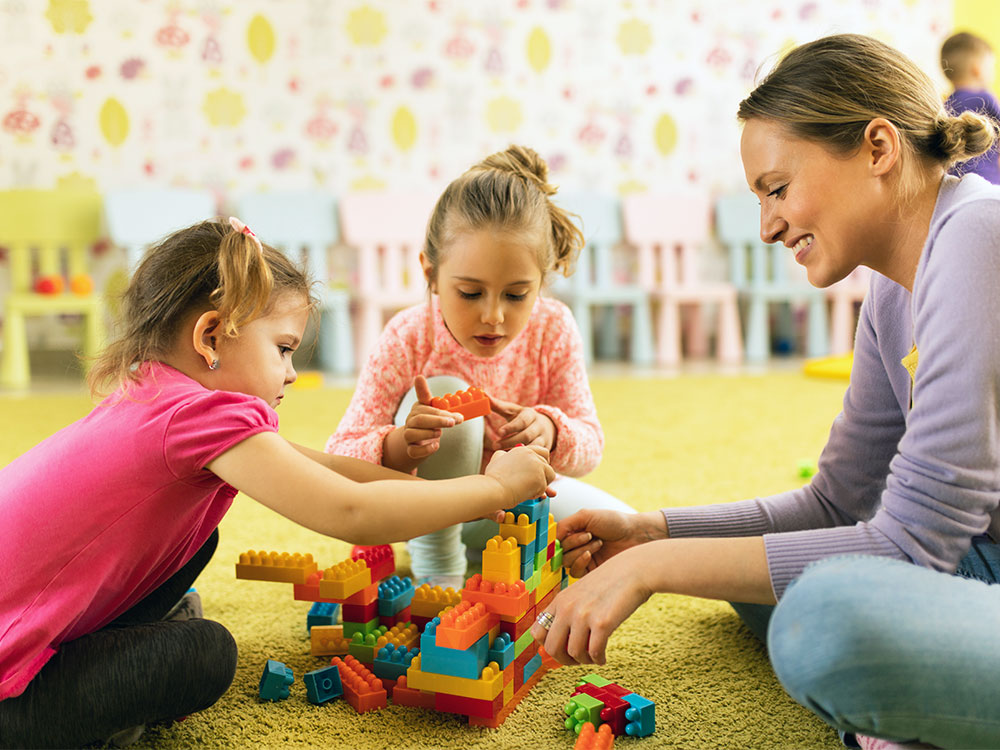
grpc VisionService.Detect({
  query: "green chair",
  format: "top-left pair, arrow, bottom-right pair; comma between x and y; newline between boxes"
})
0,189 -> 105,388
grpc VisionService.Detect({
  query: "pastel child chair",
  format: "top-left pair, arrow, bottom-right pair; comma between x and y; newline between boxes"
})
549,191 -> 653,366
0,189 -> 105,388
620,191 -> 743,367
715,192 -> 829,363
236,191 -> 354,375
104,187 -> 217,271
339,191 -> 438,366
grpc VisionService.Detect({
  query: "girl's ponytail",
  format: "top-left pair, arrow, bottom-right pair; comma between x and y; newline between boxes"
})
214,222 -> 274,338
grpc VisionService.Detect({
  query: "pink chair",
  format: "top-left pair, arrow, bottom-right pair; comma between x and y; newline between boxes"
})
339,192 -> 439,365
828,266 -> 872,354
621,192 -> 742,367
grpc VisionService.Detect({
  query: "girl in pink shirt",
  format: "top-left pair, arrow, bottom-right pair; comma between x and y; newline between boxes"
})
0,218 -> 553,748
327,145 -> 634,588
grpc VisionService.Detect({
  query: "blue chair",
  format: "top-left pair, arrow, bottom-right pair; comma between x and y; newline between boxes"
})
236,191 -> 354,375
549,191 -> 653,366
104,187 -> 217,270
715,192 -> 829,362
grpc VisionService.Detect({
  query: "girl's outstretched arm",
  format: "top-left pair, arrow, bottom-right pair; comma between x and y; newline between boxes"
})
208,432 -> 553,544
291,442 -> 421,483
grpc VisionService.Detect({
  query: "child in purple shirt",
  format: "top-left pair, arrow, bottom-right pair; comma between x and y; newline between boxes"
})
941,31 -> 1000,184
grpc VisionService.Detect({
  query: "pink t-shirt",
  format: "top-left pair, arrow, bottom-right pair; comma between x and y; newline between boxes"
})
326,295 -> 603,477
0,362 -> 278,700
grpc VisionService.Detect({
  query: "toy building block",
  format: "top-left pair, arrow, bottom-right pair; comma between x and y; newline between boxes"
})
550,540 -> 563,571
429,386 -> 490,420
482,536 -> 520,585
259,659 -> 294,701
488,632 -> 516,670
434,600 -> 500,651
536,559 -> 563,601
318,558 -> 372,600
372,643 -> 419,682
331,655 -> 387,713
294,571 -> 333,603
307,601 -> 340,631
410,582 -> 462,619
311,624 -> 351,656
578,674 -> 614,688
565,692 -> 605,734
420,618 -> 490,679
348,626 -> 389,663
343,618 -> 381,639
499,604 -> 536,642
351,544 -> 395,581
507,496 -> 547,524
434,690 -> 505,719
391,675 -> 436,709
622,692 -> 655,737
538,646 -> 562,672
378,575 -> 415,616
468,661 -> 547,728
498,512 -> 537,546
342,599 -> 379,623
377,622 -> 420,651
304,665 -> 343,705
574,683 -> 629,736
236,550 -> 318,585
522,652 -> 543,684
575,721 -> 615,750
511,639 -> 539,691
380,605 -> 411,629
462,575 -> 531,620
519,555 -> 534,582
406,655 -> 504,701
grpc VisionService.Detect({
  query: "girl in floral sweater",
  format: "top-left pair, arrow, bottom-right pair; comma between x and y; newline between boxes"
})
327,145 -> 634,586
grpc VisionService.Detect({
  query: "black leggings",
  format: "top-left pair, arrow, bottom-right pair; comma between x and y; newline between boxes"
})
0,530 -> 238,749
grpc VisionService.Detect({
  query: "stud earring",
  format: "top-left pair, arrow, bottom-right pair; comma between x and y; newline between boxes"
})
209,358 -> 219,371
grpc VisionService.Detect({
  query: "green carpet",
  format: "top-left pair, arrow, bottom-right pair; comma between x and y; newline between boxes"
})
0,372 -> 850,749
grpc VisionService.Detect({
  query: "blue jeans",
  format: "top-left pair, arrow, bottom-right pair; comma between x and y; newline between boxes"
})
732,537 -> 1000,749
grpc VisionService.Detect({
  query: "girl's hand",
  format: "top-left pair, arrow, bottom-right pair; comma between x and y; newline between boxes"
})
402,375 -> 464,460
484,445 -> 556,507
530,549 -> 652,665
490,396 -> 556,450
559,510 -> 668,578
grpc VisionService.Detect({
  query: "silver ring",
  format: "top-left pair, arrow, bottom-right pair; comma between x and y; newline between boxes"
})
536,611 -> 554,630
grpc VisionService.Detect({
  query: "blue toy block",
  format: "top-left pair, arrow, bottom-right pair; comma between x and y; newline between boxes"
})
488,632 -> 516,670
307,601 -> 340,631
522,652 -> 543,683
507,497 -> 547,524
622,692 -> 655,737
259,659 -> 294,701
377,575 -> 415,616
303,665 -> 343,704
372,643 -> 419,681
519,556 -> 534,582
536,517 -> 548,551
419,617 -> 490,679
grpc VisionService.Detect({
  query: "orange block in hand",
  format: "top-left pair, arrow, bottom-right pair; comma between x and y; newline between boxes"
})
430,387 -> 490,420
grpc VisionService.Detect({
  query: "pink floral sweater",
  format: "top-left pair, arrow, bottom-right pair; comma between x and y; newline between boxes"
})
326,295 -> 602,477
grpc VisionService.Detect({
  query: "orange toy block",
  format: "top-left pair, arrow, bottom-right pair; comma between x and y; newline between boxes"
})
311,625 -> 350,656
318,558 -> 372,600
462,575 -> 531,620
331,655 -> 387,713
235,550 -> 318,585
410,582 -> 462,618
575,722 -> 615,750
435,600 -> 501,651
406,655 -> 503,701
391,675 -> 436,709
498,512 -> 537,546
538,646 -> 562,672
429,386 -> 490,420
482,535 -> 520,585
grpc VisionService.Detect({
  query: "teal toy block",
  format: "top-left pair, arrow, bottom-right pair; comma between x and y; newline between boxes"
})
259,659 -> 294,701
377,575 -> 414,617
521,652 -> 542,683
307,601 -> 340,631
372,643 -> 419,681
536,517 -> 548,550
488,632 -> 516,670
507,497 -> 546,524
419,617 -> 489,679
519,556 -> 534,582
304,665 -> 343,704
623,692 -> 655,737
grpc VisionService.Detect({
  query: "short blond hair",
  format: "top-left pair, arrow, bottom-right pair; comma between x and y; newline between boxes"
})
941,31 -> 993,83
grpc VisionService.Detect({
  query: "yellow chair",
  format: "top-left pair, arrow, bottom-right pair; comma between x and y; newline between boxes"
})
0,190 -> 105,388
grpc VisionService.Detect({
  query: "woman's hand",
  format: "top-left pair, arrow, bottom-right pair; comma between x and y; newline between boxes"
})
530,548 -> 652,665
401,375 -> 464,460
490,395 -> 556,451
559,509 -> 668,578
484,445 -> 556,507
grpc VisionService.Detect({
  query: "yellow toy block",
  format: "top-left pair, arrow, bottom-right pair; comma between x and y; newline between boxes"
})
376,622 -> 420,651
482,535 -> 520,585
535,559 -> 562,602
406,655 -> 503,701
410,583 -> 462,618
498,512 -> 537,546
310,624 -> 350,656
235,550 -> 318,585
318,558 -> 372,600
547,513 -> 556,548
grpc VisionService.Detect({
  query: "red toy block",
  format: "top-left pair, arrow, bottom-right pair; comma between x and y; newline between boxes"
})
350,544 -> 395,581
573,683 -> 629,736
462,575 -> 531,621
319,559 -> 372,600
498,604 -> 535,641
331,655 -> 387,713
429,386 -> 490,420
435,600 -> 500,651
468,664 -> 548,727
391,675 -> 436,709
235,550 -> 318,585
380,605 -> 411,628
434,690 -> 505,719
512,641 -> 538,691
575,721 -> 615,750
410,614 -> 433,632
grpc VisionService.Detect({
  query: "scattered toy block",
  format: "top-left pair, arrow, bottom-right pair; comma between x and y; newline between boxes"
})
574,683 -> 629,736
462,575 -> 531,620
622,692 -> 655,737
575,721 -> 615,750
318,558 -> 372,600
391,675 -> 436,709
304,665 -> 343,705
482,535 -> 520,585
307,601 -> 340,631
351,544 -> 395,581
434,600 -> 500,651
565,692 -> 604,734
259,659 -> 294,701
236,550 -> 318,585
410,582 -> 462,618
331,655 -> 387,713
429,386 -> 490,420
406,655 -> 503,701
310,624 -> 350,656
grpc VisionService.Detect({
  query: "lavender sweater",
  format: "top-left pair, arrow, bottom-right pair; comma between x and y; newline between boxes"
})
664,174 -> 1000,599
